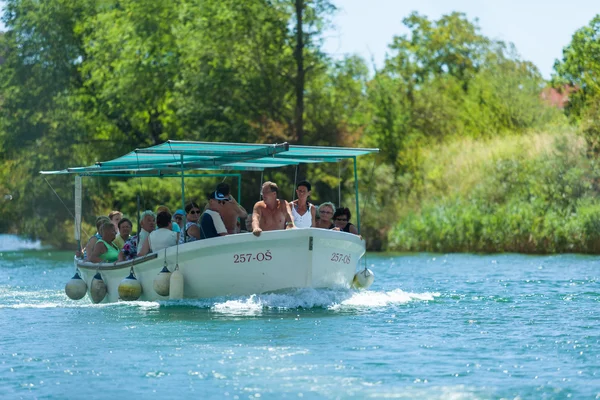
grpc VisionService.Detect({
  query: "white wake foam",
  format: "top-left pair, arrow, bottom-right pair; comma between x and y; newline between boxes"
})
0,234 -> 43,251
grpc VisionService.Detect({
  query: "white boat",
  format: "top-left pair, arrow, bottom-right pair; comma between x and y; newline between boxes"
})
41,141 -> 378,302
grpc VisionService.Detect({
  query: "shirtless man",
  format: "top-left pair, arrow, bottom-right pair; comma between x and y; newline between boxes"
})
252,181 -> 295,237
216,183 -> 248,234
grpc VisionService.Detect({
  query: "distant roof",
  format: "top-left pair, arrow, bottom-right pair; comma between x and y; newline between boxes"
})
40,140 -> 379,175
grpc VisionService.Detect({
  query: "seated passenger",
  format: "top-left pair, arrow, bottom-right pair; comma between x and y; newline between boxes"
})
184,202 -> 202,242
199,191 -> 229,239
138,211 -> 178,256
113,218 -> 133,250
137,210 -> 156,249
333,207 -> 359,235
82,216 -> 110,259
108,210 -> 123,233
156,205 -> 181,238
216,182 -> 248,234
89,221 -> 119,263
252,181 -> 295,237
118,210 -> 156,261
315,202 -> 337,229
172,209 -> 186,243
288,180 -> 316,228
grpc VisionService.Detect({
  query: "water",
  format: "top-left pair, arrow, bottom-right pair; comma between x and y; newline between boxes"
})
1,235 -> 599,399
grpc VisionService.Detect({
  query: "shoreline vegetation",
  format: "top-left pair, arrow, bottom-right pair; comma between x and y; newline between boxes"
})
1,2 -> 599,253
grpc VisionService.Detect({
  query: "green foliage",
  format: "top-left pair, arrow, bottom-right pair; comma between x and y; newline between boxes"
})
0,2 -> 590,253
389,132 -> 600,253
553,14 -> 600,117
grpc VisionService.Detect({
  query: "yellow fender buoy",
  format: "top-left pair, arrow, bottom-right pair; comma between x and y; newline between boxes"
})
90,272 -> 107,303
118,269 -> 142,301
169,265 -> 184,300
352,268 -> 375,289
153,265 -> 171,297
65,271 -> 87,300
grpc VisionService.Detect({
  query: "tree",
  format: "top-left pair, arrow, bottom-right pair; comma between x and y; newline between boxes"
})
553,14 -> 600,118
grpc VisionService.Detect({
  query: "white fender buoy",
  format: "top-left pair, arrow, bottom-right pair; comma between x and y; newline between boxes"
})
169,266 -> 184,300
118,270 -> 142,301
153,265 -> 171,297
353,268 -> 375,289
90,272 -> 107,303
65,271 -> 87,300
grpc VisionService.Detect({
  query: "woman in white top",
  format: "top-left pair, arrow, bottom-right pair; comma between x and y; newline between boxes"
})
288,180 -> 316,228
137,211 -> 178,256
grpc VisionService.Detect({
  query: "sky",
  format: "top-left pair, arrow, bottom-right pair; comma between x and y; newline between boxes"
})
323,0 -> 599,79
0,0 -> 596,79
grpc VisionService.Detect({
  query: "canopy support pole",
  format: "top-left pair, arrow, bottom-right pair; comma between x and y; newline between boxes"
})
180,155 -> 187,243
74,175 -> 82,250
353,156 -> 360,234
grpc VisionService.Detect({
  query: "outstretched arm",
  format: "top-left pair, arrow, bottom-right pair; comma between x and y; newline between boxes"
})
284,201 -> 296,229
252,203 -> 263,236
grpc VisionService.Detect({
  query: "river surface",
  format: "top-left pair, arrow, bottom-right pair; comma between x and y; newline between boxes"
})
0,234 -> 598,399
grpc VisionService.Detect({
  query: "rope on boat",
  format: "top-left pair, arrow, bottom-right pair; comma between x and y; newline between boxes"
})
43,176 -> 91,240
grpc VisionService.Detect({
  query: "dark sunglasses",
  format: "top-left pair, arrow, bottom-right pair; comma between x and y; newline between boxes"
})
188,210 -> 201,215
335,218 -> 348,222
174,216 -> 183,220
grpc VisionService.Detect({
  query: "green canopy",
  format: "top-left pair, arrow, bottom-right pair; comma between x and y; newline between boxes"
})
40,141 -> 379,175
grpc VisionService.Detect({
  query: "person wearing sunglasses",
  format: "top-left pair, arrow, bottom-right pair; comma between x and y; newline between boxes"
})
252,181 -> 296,237
316,202 -> 338,230
184,202 -> 203,242
332,207 -> 359,235
289,180 -> 316,228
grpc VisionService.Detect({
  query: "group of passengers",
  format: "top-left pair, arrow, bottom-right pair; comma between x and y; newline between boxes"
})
80,180 -> 358,263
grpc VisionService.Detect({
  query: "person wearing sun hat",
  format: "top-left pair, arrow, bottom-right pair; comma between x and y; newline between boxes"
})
198,190 -> 229,239
172,209 -> 186,243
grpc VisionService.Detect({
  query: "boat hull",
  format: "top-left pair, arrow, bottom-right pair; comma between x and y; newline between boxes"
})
76,228 -> 365,302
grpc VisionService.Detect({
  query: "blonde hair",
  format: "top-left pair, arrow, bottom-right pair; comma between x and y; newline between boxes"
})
156,205 -> 170,214
108,211 -> 123,220
317,202 -> 336,218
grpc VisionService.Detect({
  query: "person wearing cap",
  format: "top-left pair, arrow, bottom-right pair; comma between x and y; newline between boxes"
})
172,209 -> 185,243
215,182 -> 248,234
198,191 -> 229,239
252,181 -> 296,237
